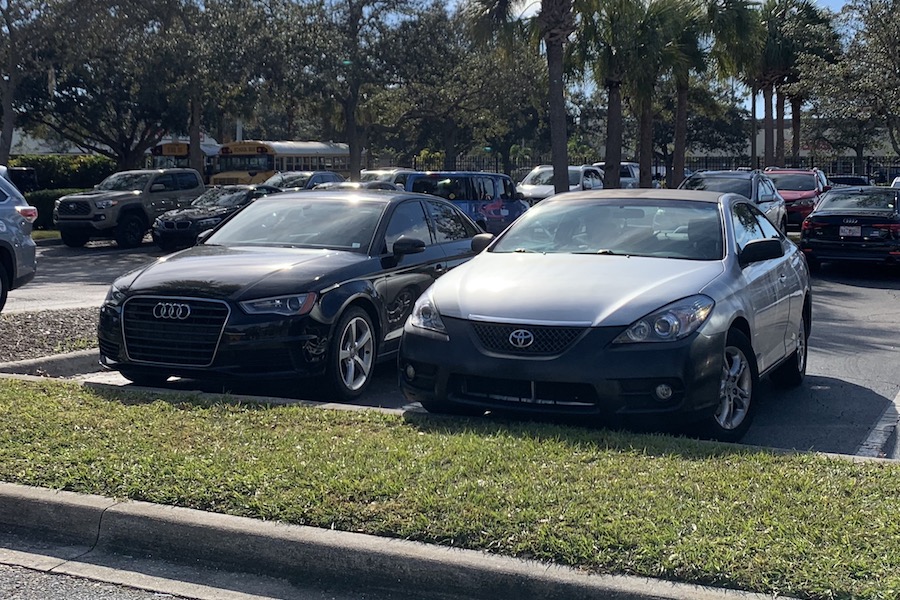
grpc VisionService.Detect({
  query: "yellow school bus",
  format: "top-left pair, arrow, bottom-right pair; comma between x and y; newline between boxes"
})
210,141 -> 353,185
150,141 -> 221,182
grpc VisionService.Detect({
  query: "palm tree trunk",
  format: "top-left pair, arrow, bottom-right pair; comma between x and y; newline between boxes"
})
776,88 -> 785,167
604,80 -> 624,188
750,86 -> 758,169
672,77 -> 688,187
763,83 -> 774,167
546,37 -> 570,194
638,100 -> 653,188
791,96 -> 802,168
189,96 -> 203,175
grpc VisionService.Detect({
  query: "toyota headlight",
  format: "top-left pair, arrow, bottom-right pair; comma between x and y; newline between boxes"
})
614,295 -> 714,344
409,288 -> 446,335
95,199 -> 118,209
240,294 -> 316,316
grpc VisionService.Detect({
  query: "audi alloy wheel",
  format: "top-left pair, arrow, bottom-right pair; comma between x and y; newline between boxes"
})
327,307 -> 376,401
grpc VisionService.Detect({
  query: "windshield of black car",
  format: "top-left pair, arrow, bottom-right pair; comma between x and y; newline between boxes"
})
817,190 -> 898,212
206,196 -> 385,251
766,173 -> 816,191
491,198 -> 724,260
97,173 -> 152,191
192,188 -> 249,208
682,176 -> 751,199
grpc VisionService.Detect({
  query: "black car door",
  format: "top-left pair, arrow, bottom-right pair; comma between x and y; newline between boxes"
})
374,199 -> 447,348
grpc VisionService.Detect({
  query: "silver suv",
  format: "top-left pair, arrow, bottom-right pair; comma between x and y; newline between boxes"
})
0,169 -> 38,312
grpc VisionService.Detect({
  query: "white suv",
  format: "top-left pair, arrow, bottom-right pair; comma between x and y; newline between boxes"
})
0,168 -> 38,312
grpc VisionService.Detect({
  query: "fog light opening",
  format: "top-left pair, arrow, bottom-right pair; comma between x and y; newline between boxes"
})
654,384 -> 673,401
404,364 -> 416,381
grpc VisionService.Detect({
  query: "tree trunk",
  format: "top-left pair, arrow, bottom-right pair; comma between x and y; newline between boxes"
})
0,73 -> 18,165
638,100 -> 653,188
345,90 -> 362,180
775,89 -> 785,167
604,81 -> 624,189
442,121 -> 458,170
546,37 -> 569,194
189,96 -> 203,175
750,86 -> 758,169
763,83 -> 774,167
672,77 -> 688,188
791,96 -> 802,168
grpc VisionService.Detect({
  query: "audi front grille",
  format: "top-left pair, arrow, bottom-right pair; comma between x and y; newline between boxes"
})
471,322 -> 585,356
122,297 -> 230,366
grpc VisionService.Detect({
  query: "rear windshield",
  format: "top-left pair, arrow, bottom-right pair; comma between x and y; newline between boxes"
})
817,190 -> 898,212
766,173 -> 816,191
682,176 -> 751,199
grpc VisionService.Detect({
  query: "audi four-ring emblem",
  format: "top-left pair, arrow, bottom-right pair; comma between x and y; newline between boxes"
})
152,302 -> 191,320
508,329 -> 534,348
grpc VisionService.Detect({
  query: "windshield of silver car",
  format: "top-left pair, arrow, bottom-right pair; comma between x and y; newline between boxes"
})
491,199 -> 724,260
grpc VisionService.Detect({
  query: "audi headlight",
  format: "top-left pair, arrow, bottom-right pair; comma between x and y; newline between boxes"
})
103,283 -> 126,307
197,217 -> 222,228
95,199 -> 118,209
409,288 -> 446,335
240,294 -> 316,316
614,295 -> 714,344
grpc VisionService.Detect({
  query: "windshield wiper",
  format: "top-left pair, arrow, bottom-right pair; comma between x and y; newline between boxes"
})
512,247 -> 539,253
572,249 -> 626,255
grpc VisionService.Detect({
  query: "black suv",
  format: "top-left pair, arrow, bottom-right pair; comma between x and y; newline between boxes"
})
0,169 -> 38,312
679,170 -> 789,232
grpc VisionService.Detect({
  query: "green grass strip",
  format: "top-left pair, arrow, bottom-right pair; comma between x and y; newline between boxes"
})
1,378 -> 898,599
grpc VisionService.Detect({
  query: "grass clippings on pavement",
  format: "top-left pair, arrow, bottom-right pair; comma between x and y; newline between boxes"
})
1,378 -> 899,600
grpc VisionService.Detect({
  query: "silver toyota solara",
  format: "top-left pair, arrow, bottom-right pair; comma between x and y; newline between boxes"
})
398,189 -> 812,442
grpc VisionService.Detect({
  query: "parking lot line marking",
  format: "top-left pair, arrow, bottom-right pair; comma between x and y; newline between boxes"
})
856,389 -> 900,458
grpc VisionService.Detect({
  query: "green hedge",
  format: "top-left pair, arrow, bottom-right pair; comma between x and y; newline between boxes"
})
25,188 -> 90,230
9,155 -> 116,189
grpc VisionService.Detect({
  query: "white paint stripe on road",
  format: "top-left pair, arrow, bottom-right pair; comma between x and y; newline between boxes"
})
856,389 -> 900,458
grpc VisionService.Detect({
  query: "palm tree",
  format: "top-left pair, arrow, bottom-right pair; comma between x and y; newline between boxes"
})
468,0 -> 575,194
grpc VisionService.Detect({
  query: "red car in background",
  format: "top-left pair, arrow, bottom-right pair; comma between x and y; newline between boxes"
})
764,168 -> 830,228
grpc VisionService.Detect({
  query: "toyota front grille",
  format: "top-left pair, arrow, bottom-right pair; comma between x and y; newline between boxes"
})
122,297 -> 230,366
471,322 -> 585,356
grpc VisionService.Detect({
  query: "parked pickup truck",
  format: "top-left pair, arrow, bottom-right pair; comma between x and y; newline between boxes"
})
54,168 -> 205,248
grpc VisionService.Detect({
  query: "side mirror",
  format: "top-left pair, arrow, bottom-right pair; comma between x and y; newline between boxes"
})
392,236 -> 426,256
150,183 -> 166,192
758,195 -> 774,203
739,238 -> 783,267
196,229 -> 214,245
822,185 -> 832,192
471,233 -> 494,253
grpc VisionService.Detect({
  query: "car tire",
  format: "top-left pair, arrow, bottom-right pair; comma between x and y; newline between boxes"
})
770,314 -> 808,388
807,257 -> 821,273
115,214 -> 147,248
326,307 -> 376,402
60,230 -> 89,248
702,329 -> 758,443
0,263 -> 8,313
119,370 -> 170,387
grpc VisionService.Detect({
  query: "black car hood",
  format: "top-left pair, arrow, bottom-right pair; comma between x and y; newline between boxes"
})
160,206 -> 233,222
118,244 -> 370,300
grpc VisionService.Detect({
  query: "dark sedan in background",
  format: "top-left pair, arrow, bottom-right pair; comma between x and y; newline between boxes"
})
99,191 -> 484,399
151,184 -> 282,251
800,186 -> 900,271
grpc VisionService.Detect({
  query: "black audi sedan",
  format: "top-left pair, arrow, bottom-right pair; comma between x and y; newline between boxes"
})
99,190 -> 484,399
800,186 -> 900,271
151,184 -> 283,251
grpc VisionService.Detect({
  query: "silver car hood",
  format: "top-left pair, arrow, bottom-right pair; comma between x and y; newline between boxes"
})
433,252 -> 725,326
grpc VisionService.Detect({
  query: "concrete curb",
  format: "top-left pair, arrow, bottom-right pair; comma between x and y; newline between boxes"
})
0,482 -> 784,600
0,348 -> 101,377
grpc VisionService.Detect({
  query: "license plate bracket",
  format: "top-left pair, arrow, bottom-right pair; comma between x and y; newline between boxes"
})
839,225 -> 861,237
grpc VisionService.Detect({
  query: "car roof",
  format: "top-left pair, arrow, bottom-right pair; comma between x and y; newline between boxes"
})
689,170 -> 756,180
412,171 -> 511,178
274,189 -> 444,204
546,188 -> 726,204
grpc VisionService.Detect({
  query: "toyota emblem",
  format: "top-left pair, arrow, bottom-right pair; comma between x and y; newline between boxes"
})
152,302 -> 191,320
509,329 -> 535,349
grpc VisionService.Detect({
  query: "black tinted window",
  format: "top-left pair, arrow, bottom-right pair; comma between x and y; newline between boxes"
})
176,172 -> 200,190
153,174 -> 176,191
385,201 -> 432,252
428,200 -> 477,242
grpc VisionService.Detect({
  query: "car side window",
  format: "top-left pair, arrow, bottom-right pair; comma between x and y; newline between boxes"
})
474,177 -> 496,200
732,203 -> 765,252
427,200 -> 478,242
500,178 -> 515,200
385,201 -> 432,252
153,174 -> 176,192
753,206 -> 782,240
176,172 -> 200,190
758,178 -> 775,201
